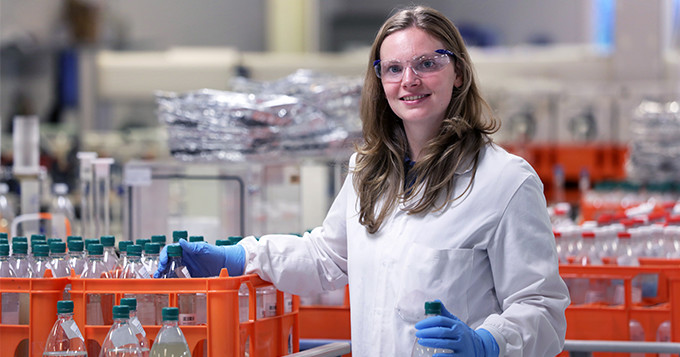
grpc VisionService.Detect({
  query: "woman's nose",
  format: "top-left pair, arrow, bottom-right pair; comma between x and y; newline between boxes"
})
401,66 -> 420,86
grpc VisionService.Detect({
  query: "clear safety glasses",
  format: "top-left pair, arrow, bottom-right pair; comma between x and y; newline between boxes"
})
373,49 -> 455,83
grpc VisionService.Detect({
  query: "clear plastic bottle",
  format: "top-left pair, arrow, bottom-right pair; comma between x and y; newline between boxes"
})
82,243 -> 114,326
99,305 -> 142,357
43,300 -> 87,356
139,243 -> 164,325
656,320 -> 671,357
411,301 -> 454,356
135,239 -> 151,257
67,240 -> 87,276
157,245 -> 193,325
256,285 -> 277,318
32,244 -> 52,278
49,242 -> 72,278
122,245 -> 150,279
238,283 -> 250,323
0,183 -> 15,235
120,298 -> 150,357
113,241 -> 133,278
100,236 -> 119,273
11,241 -> 34,278
141,243 -> 160,274
49,183 -> 76,236
149,307 -> 191,357
629,319 -> 645,357
1,243 -> 20,325
613,231 -> 642,305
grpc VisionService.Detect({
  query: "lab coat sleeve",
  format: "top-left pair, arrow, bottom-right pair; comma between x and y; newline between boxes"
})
479,174 -> 570,357
239,156 -> 354,296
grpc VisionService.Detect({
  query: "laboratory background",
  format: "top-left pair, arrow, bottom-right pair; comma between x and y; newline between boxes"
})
1,0 -> 680,356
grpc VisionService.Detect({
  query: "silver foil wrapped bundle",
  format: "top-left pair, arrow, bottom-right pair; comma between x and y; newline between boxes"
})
157,70 -> 363,162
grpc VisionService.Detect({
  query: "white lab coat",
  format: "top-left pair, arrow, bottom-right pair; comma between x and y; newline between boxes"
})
241,143 -> 570,356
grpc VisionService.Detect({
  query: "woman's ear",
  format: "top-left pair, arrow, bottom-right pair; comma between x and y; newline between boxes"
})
453,61 -> 464,88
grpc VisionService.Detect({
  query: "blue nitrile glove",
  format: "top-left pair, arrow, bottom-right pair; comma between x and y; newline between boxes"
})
154,239 -> 246,278
414,301 -> 499,357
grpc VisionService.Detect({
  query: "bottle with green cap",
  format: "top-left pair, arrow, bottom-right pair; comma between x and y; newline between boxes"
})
411,301 -> 454,357
120,297 -> 150,356
151,235 -> 166,248
188,236 -> 203,243
142,243 -> 161,274
67,240 -> 87,276
149,307 -> 191,357
48,242 -> 71,278
113,241 -> 133,278
122,245 -> 150,279
100,235 -> 119,272
99,305 -> 142,356
43,300 -> 86,356
158,245 -> 191,279
11,241 -> 33,277
81,243 -> 113,326
1,243 -> 20,325
172,231 -> 188,243
31,244 -> 52,278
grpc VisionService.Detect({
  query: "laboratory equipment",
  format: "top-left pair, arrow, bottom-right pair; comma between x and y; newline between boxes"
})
42,300 -> 87,356
49,183 -> 76,237
13,116 -> 42,235
77,152 -> 98,239
93,158 -> 115,238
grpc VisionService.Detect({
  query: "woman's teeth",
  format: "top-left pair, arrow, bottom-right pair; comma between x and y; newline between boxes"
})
401,94 -> 428,101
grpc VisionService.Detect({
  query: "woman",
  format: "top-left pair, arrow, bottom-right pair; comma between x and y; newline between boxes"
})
157,5 -> 569,356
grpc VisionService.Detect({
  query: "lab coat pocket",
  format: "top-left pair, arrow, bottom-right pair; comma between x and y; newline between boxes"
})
395,243 -> 472,323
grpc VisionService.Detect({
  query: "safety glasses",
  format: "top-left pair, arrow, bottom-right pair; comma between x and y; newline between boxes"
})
373,49 -> 455,83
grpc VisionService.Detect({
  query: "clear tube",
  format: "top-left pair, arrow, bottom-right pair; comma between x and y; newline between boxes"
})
77,152 -> 97,238
93,158 -> 114,238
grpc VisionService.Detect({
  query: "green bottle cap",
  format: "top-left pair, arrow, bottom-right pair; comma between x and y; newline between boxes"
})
167,245 -> 182,257
135,239 -> 151,247
0,238 -> 8,245
118,241 -> 133,253
0,244 -> 9,256
67,236 -> 83,243
13,236 -> 28,243
30,234 -> 46,242
112,305 -> 130,319
85,239 -> 100,250
33,244 -> 50,257
144,243 -> 160,254
47,238 -> 62,246
12,241 -> 28,254
87,243 -> 104,255
424,301 -> 442,315
120,298 -> 137,311
0,232 -> 7,239
162,307 -> 179,321
57,300 -> 74,313
172,231 -> 188,243
126,244 -> 142,256
100,236 -> 115,247
189,236 -> 204,242
50,242 -> 66,254
215,239 -> 232,246
228,236 -> 243,245
68,240 -> 84,252
151,235 -> 167,245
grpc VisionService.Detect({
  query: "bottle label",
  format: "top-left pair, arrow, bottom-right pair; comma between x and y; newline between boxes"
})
61,319 -> 84,341
179,313 -> 196,325
137,265 -> 151,279
131,318 -> 146,337
110,325 -> 139,347
175,266 -> 191,278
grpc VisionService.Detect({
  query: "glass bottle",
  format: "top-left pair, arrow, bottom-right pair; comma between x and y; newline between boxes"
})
100,236 -> 119,273
99,305 -> 142,357
149,307 -> 191,357
32,244 -> 52,278
11,241 -> 34,278
81,243 -> 114,326
120,298 -> 150,357
68,240 -> 87,276
49,242 -> 72,278
411,301 -> 454,356
42,300 -> 87,356
1,243 -> 20,325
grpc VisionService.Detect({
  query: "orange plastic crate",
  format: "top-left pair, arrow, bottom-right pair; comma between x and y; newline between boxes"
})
0,270 -> 70,357
560,263 -> 680,357
1,269 -> 299,357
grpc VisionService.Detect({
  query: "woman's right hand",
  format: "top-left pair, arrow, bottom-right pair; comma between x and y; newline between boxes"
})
154,239 -> 246,278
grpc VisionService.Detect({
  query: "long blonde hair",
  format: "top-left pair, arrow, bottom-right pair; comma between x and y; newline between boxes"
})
353,5 -> 499,234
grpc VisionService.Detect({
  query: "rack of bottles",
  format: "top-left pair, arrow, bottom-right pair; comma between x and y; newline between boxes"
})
0,268 -> 299,356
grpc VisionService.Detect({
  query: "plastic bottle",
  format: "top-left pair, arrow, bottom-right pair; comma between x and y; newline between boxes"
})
82,243 -> 113,326
238,283 -> 250,323
32,244 -> 52,278
1,243 -> 20,325
42,300 -> 87,356
411,301 -> 454,356
0,183 -> 15,235
157,245 -> 193,325
120,298 -> 150,357
122,245 -> 150,279
142,243 -> 160,276
113,241 -> 133,278
139,242 -> 164,325
68,240 -> 87,276
49,242 -> 72,278
149,307 -> 191,357
100,236 -> 119,272
99,305 -> 142,357
49,183 -> 76,236
613,231 -> 642,305
629,319 -> 645,357
11,241 -> 34,278
656,320 -> 671,357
